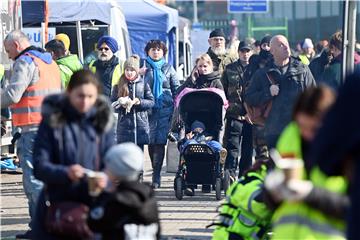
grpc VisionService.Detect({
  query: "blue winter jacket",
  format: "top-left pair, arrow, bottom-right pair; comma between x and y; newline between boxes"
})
33,93 -> 114,203
111,77 -> 154,145
144,62 -> 180,144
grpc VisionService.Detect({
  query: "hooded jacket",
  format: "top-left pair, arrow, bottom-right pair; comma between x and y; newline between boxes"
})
1,46 -> 60,109
88,181 -> 160,240
33,93 -> 114,203
56,54 -> 83,88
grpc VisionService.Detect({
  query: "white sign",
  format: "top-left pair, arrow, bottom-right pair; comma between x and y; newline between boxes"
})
23,28 -> 56,47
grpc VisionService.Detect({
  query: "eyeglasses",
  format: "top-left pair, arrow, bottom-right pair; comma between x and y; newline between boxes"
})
98,47 -> 110,52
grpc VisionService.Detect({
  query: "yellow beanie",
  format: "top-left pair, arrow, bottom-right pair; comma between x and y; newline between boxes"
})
55,33 -> 70,51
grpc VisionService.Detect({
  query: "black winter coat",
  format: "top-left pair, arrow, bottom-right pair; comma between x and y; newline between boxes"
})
88,181 -> 160,240
177,71 -> 223,94
111,77 -> 154,145
144,62 -> 180,144
244,57 -> 316,142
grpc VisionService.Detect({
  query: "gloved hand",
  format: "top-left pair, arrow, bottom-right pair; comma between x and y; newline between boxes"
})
270,84 -> 280,96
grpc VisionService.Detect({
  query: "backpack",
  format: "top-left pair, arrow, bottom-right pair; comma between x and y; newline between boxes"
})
243,72 -> 275,127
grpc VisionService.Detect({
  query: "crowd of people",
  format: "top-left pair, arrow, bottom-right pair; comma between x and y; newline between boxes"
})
1,27 -> 359,240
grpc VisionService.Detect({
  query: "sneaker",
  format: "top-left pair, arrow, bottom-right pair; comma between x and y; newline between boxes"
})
184,188 -> 195,196
16,230 -> 32,239
219,148 -> 227,165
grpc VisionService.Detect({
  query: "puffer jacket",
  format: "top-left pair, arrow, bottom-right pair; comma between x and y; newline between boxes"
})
221,60 -> 248,120
144,62 -> 180,144
111,77 -> 154,145
244,57 -> 316,140
32,93 -> 115,239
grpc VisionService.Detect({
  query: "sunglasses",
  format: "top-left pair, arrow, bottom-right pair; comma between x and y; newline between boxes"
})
98,47 -> 110,52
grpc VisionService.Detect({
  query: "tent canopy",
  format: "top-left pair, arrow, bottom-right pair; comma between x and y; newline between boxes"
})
118,0 -> 178,66
22,0 -> 118,26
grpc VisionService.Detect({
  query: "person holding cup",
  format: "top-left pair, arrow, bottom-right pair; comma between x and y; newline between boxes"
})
265,85 -> 349,240
32,69 -> 115,238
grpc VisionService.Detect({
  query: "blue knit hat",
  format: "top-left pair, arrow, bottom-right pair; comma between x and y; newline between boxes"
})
97,36 -> 119,53
191,120 -> 205,132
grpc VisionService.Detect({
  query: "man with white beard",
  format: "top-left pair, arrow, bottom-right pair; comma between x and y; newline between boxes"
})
206,29 -> 237,75
89,36 -> 122,98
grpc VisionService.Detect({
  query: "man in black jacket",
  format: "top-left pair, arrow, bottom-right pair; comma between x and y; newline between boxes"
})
244,35 -> 316,149
221,40 -> 255,178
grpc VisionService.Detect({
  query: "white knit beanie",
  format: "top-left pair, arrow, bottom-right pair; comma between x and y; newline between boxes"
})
302,38 -> 314,49
104,143 -> 143,181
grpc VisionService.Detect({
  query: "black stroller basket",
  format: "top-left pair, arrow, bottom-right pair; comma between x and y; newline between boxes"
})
183,144 -> 217,185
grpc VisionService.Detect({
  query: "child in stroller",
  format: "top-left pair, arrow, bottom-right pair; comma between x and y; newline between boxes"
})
178,120 -> 227,161
177,120 -> 227,197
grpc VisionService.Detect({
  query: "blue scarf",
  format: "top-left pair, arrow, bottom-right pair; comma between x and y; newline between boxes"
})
146,56 -> 165,108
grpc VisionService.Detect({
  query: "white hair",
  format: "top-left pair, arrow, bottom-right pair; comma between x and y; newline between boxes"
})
4,30 -> 29,44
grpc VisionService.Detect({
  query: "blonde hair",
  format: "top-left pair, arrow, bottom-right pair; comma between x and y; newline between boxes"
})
195,53 -> 213,69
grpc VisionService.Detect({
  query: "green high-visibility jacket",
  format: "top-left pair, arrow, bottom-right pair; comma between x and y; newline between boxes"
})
56,54 -> 83,88
273,121 -> 347,240
212,167 -> 272,240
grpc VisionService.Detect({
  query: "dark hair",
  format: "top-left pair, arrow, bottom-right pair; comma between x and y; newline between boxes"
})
330,30 -> 342,51
243,159 -> 275,176
292,85 -> 336,120
67,69 -> 102,93
144,40 -> 167,56
45,39 -> 66,57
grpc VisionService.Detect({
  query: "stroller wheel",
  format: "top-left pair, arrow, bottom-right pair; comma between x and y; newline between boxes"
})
215,178 -> 222,200
223,169 -> 231,194
174,177 -> 183,200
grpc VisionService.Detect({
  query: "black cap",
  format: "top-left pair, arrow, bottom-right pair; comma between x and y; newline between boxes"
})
260,35 -> 272,45
209,29 -> 226,39
238,41 -> 253,51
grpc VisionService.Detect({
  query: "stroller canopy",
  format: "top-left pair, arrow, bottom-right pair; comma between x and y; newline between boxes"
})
176,88 -> 228,139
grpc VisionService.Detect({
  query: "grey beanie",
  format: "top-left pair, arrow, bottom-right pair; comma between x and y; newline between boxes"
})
104,143 -> 143,181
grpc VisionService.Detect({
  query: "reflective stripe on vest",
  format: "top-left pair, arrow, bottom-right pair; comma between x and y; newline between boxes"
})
275,214 -> 344,237
89,60 -> 122,87
0,64 -> 4,80
11,53 -> 61,126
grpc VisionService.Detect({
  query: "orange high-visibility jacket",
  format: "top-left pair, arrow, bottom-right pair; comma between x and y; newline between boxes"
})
11,53 -> 61,127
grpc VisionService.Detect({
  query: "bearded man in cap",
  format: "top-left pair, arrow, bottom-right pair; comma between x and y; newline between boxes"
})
221,40 -> 255,179
207,28 -> 237,75
89,36 -> 122,98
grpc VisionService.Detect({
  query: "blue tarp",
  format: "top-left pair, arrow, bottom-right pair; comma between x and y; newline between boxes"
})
118,0 -> 178,67
22,0 -> 115,25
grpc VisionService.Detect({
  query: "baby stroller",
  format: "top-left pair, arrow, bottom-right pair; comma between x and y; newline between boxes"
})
173,88 -> 231,200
